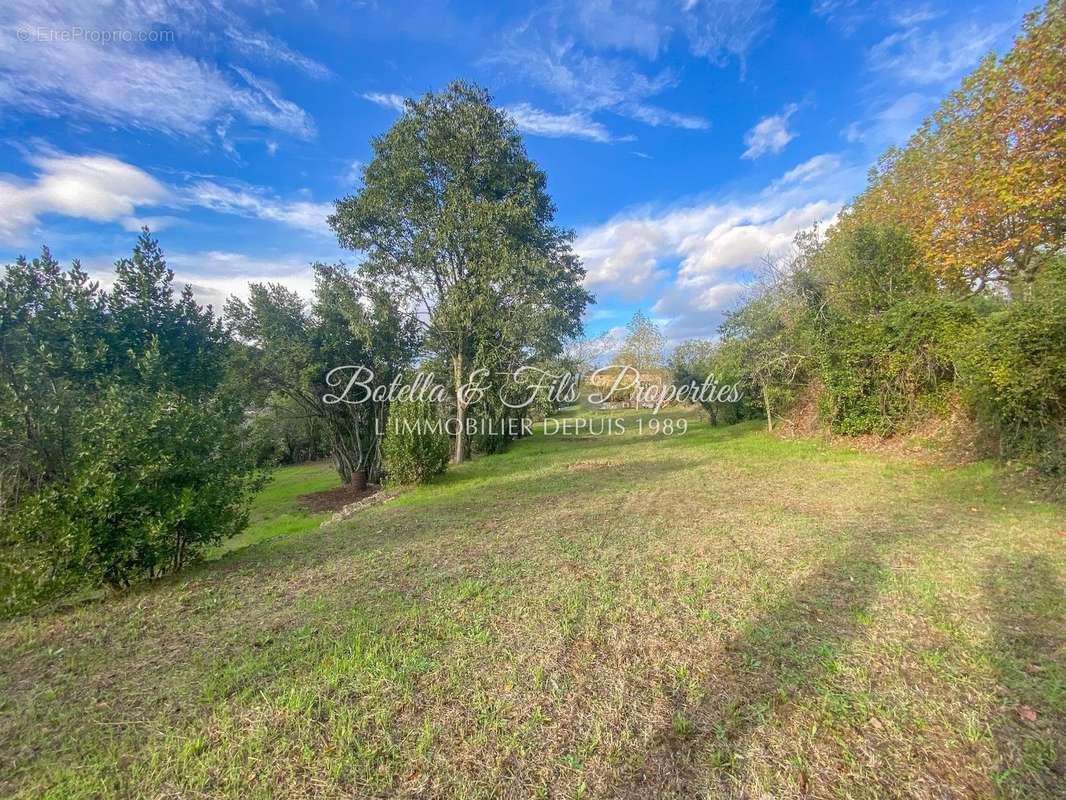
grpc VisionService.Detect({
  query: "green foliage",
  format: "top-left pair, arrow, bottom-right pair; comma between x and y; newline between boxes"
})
722,216 -> 1064,476
225,265 -> 417,484
0,231 -> 263,613
816,297 -> 976,436
712,6 -> 1065,476
617,310 -> 665,371
960,257 -> 1066,475
245,395 -> 329,467
330,80 -> 591,462
2,386 -> 263,611
382,399 -> 450,485
670,338 -> 757,425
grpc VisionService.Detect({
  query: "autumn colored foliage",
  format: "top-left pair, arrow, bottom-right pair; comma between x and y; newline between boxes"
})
701,1 -> 1065,482
848,0 -> 1065,291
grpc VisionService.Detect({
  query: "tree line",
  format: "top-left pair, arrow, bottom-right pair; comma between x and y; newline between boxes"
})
672,0 -> 1064,480
0,81 -> 590,613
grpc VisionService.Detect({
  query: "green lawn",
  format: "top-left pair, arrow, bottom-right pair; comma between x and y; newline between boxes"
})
1,410 -> 1063,799
207,460 -> 341,557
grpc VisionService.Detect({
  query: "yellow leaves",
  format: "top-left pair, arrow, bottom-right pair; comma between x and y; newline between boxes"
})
848,0 -> 1065,288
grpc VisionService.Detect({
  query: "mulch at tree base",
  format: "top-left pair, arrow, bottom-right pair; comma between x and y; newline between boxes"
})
297,484 -> 380,513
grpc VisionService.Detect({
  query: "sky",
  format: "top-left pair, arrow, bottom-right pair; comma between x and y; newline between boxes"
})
0,0 -> 1038,345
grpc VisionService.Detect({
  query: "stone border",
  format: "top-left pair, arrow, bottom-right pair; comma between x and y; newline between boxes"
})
322,488 -> 401,526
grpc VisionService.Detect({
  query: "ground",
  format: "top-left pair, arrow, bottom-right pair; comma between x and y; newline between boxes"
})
1,410 -> 1063,799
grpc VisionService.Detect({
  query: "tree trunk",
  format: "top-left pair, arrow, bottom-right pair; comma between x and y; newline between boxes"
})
452,354 -> 468,463
763,384 -> 773,432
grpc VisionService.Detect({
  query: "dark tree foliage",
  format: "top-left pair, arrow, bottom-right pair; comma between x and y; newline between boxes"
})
330,80 -> 592,462
0,231 -> 263,613
225,264 -> 417,484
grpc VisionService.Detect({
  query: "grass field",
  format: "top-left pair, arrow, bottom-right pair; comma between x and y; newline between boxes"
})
1,410 -> 1063,798
207,460 -> 341,557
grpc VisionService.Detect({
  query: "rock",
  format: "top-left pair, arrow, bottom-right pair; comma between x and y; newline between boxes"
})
322,488 -> 400,526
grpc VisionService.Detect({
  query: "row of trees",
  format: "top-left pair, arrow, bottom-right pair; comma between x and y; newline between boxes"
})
673,0 -> 1064,478
1,81 -> 592,612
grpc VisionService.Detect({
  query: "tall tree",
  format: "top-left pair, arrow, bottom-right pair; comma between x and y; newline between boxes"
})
848,0 -> 1065,291
329,80 -> 591,462
225,265 -> 416,484
617,310 -> 665,372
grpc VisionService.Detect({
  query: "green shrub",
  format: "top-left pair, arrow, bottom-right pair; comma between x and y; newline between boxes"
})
1,387 -> 264,614
382,399 -> 450,484
817,298 -> 976,435
961,257 -> 1066,475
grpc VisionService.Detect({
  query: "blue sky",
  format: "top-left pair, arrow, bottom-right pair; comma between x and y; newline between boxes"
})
0,0 -> 1036,343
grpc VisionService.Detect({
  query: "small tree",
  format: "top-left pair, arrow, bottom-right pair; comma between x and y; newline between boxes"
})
615,310 -> 666,408
382,399 -> 450,484
617,310 -> 666,372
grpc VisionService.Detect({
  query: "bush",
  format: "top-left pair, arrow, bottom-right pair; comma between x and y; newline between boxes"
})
960,257 -> 1066,475
382,399 -> 450,484
817,298 -> 976,435
1,388 -> 264,614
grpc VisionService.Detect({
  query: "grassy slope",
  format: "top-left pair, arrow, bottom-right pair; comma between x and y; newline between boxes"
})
1,410 -> 1063,799
207,461 -> 340,557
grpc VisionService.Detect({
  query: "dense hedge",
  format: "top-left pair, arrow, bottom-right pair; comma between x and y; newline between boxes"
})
0,233 -> 264,614
382,399 -> 450,485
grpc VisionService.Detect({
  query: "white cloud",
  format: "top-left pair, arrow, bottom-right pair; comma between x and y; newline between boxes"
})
541,0 -> 775,67
868,21 -> 999,85
230,67 -> 316,138
576,162 -> 846,339
0,154 -> 169,243
578,219 -> 671,297
185,182 -> 334,236
341,160 -> 363,186
361,92 -> 408,112
487,4 -> 720,133
742,103 -> 799,159
88,249 -> 327,310
0,1 -> 316,141
624,103 -> 710,130
0,151 -> 336,243
505,103 -> 615,142
675,200 -> 836,284
770,153 -> 843,189
573,0 -> 670,59
224,27 -> 333,79
165,250 -> 322,302
843,91 -> 931,146
683,0 -> 776,67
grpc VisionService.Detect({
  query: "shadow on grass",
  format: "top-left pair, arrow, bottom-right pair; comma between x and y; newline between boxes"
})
981,554 -> 1066,796
608,493 -> 949,798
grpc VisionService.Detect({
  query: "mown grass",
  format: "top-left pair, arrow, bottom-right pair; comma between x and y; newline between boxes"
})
1,410 -> 1063,799
207,460 -> 340,557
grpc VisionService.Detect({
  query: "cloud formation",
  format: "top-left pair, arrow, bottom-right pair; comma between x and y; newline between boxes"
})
742,103 -> 799,159
184,182 -> 334,237
361,92 -> 409,112
0,0 -> 317,142
576,159 -> 847,340
505,103 -> 617,142
0,152 -> 335,244
487,1 -> 742,136
0,154 -> 169,243
867,20 -> 1000,85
